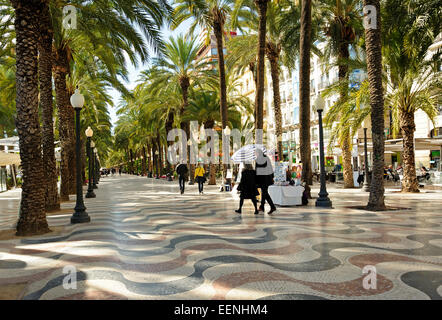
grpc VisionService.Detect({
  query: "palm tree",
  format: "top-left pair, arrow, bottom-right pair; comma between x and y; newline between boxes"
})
363,0 -> 386,209
184,85 -> 247,184
253,0 -> 269,134
39,0 -> 59,211
51,0 -> 169,199
173,0 -> 235,132
230,1 -> 287,158
10,0 -> 50,236
319,0 -> 363,188
144,34 -> 213,179
382,0 -> 441,193
299,0 -> 313,188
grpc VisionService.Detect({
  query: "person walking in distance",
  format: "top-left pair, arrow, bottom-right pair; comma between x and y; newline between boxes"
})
195,162 -> 206,194
176,162 -> 188,194
235,163 -> 259,215
256,149 -> 277,214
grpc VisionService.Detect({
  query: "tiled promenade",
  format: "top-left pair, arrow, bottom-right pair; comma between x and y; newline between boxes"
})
0,175 -> 441,300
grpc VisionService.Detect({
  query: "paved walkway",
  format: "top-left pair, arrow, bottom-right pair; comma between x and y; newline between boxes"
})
0,175 -> 441,300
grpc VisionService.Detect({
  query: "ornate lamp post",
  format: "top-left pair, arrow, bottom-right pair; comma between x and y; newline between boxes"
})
315,95 -> 332,208
85,127 -> 96,198
70,89 -> 90,224
363,128 -> 370,192
90,141 -> 97,189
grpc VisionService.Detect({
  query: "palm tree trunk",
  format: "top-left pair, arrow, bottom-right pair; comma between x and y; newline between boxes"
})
142,146 -> 147,176
179,77 -> 192,180
254,0 -> 269,133
213,19 -> 228,130
53,48 -> 72,202
400,108 -> 419,192
364,0 -> 386,210
205,120 -> 217,185
12,0 -> 50,236
165,111 -> 174,173
129,149 -> 134,174
299,0 -> 313,192
38,0 -> 60,211
267,42 -> 283,159
341,133 -> 354,188
157,134 -> 162,177
338,43 -> 355,188
147,145 -> 152,173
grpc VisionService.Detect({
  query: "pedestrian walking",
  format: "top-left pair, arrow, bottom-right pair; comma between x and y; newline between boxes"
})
256,149 -> 277,214
235,163 -> 259,214
176,162 -> 188,194
195,162 -> 206,194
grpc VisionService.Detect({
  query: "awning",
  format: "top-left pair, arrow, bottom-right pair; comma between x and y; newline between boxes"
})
0,151 -> 21,166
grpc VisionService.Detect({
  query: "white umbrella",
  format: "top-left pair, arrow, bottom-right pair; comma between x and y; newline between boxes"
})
231,144 -> 267,163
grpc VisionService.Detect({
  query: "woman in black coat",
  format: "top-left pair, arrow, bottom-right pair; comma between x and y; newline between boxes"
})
235,163 -> 259,214
255,149 -> 277,214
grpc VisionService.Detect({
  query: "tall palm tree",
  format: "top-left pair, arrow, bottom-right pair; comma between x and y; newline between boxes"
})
173,0 -> 235,132
39,0 -> 59,211
230,0 -> 286,157
10,0 -> 50,236
253,0 -> 269,134
319,0 -> 363,188
382,0 -> 441,193
51,0 -> 169,199
144,34 -> 213,179
363,0 -> 386,210
184,84 -> 247,184
299,0 -> 313,188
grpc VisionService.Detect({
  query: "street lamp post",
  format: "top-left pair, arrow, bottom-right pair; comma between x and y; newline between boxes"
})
70,89 -> 90,224
85,127 -> 96,198
91,142 -> 97,189
315,95 -> 332,208
363,128 -> 370,192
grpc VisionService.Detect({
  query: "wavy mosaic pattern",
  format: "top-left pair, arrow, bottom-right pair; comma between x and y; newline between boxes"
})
0,176 -> 441,300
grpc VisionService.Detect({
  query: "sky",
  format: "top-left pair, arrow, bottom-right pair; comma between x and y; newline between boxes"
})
107,20 -> 195,129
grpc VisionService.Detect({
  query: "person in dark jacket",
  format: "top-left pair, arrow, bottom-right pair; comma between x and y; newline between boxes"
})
176,162 -> 188,194
235,163 -> 259,214
255,149 -> 277,214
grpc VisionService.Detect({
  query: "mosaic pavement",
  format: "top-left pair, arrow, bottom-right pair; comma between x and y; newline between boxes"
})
0,175 -> 441,300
